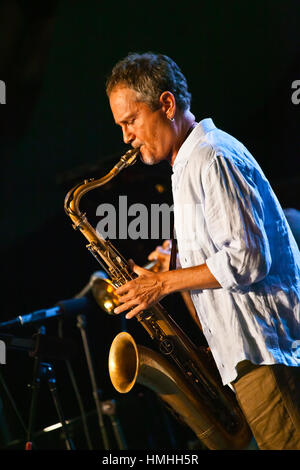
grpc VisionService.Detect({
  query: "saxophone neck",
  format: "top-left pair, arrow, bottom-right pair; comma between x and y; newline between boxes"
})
64,147 -> 140,217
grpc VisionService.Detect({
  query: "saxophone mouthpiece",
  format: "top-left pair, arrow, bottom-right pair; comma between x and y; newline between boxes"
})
112,147 -> 140,175
123,147 -> 140,166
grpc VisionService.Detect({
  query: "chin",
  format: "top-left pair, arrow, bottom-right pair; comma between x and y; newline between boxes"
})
140,147 -> 162,166
141,156 -> 157,166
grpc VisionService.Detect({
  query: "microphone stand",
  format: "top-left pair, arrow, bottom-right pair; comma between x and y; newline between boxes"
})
57,318 -> 93,450
0,272 -> 127,450
0,327 -> 76,450
26,326 -> 76,450
26,352 -> 40,449
76,313 -> 110,450
0,371 -> 27,439
72,272 -> 127,450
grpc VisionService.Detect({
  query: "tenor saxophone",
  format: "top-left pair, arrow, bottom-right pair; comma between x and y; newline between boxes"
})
64,148 -> 252,450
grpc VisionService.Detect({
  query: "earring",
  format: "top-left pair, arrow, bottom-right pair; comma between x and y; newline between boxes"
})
168,116 -> 175,122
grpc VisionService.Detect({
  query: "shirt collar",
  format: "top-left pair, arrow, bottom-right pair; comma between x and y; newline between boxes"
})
172,118 -> 216,172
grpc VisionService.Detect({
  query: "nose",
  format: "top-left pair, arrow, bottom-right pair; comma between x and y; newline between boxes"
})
122,125 -> 135,145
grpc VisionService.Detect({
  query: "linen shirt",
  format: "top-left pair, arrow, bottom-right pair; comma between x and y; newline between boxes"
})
171,118 -> 300,385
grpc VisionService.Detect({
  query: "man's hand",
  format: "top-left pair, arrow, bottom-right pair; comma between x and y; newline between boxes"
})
114,260 -> 167,319
113,255 -> 221,320
148,239 -> 172,272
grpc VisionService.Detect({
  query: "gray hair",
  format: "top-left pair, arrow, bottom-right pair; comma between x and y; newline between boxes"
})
106,52 -> 192,112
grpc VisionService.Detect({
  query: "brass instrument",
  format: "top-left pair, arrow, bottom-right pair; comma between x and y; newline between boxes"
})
64,148 -> 252,450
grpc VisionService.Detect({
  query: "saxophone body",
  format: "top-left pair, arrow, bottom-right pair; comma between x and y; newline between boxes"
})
64,148 -> 252,450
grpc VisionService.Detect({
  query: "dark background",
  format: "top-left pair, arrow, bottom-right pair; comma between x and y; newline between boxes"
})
0,0 -> 299,451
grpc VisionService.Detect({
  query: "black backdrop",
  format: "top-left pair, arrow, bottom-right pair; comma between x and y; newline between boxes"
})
0,0 -> 299,450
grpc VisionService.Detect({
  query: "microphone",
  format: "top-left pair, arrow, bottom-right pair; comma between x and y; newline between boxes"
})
0,297 -> 93,329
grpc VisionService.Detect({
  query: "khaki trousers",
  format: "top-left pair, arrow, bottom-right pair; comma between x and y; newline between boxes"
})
232,361 -> 300,450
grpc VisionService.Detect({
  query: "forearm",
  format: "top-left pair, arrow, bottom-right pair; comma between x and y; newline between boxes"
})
161,263 -> 221,296
114,261 -> 221,319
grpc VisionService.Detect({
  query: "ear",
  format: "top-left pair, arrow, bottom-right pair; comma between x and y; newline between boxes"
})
159,91 -> 176,120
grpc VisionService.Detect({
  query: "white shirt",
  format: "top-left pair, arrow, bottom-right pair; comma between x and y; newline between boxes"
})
171,118 -> 300,385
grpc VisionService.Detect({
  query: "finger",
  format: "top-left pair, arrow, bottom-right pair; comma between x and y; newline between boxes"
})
148,246 -> 168,260
114,298 -> 139,315
125,304 -> 145,319
148,244 -> 164,258
116,292 -> 132,304
115,283 -> 131,295
128,259 -> 143,273
157,247 -> 171,256
162,240 -> 171,249
148,251 -> 158,261
131,263 -> 148,276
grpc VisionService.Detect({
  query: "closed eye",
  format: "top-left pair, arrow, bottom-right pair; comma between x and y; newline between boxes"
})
117,113 -> 137,127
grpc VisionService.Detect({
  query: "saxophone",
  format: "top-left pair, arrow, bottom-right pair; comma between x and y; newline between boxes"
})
64,148 -> 252,450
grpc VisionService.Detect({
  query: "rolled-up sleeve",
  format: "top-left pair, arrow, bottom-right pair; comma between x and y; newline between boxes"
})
204,154 -> 272,291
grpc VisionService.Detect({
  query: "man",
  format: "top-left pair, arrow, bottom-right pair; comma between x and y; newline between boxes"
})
106,52 -> 300,450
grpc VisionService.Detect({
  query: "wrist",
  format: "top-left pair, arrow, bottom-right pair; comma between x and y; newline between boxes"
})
160,270 -> 176,296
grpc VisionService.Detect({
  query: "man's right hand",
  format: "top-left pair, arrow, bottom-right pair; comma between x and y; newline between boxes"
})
148,240 -> 172,272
